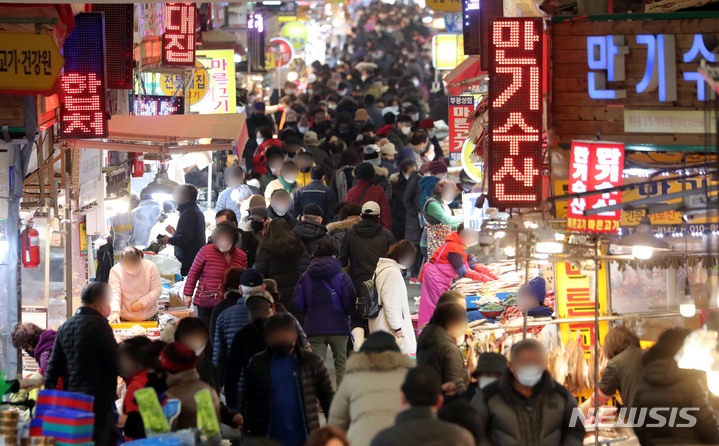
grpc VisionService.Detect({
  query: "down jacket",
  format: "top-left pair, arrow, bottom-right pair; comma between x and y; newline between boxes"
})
242,348 -> 334,438
34,329 -> 57,374
472,370 -> 585,446
328,351 -> 413,446
183,244 -> 247,308
345,180 -> 392,230
340,218 -> 395,290
45,307 -> 118,404
294,256 -> 356,336
416,323 -> 467,394
293,220 -> 331,273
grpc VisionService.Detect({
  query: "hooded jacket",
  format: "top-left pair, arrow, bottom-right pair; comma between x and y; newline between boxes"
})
169,201 -> 206,276
327,216 -> 361,252
472,370 -> 585,446
345,180 -> 392,230
34,329 -> 57,374
294,256 -> 356,336
416,323 -> 467,393
183,244 -> 247,308
328,351 -> 413,446
340,218 -> 396,289
293,220 -> 331,273
253,138 -> 283,177
418,175 -> 440,212
633,349 -> 719,445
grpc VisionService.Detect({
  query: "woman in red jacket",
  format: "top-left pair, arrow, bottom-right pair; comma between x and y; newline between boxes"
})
184,222 -> 247,325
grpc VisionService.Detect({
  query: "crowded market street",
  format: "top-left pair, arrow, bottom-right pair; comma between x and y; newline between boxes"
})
1,0 -> 719,445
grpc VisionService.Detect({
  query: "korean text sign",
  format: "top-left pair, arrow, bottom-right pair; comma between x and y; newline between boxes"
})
192,50 -> 236,114
448,96 -> 473,162
487,18 -> 543,207
163,3 -> 196,66
567,141 -> 625,233
60,12 -> 107,139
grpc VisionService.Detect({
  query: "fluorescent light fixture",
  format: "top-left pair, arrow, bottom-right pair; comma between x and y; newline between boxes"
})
536,241 -> 563,254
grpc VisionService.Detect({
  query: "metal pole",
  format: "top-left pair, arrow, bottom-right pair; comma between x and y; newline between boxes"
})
593,237 -> 600,446
63,169 -> 73,317
522,240 -> 530,339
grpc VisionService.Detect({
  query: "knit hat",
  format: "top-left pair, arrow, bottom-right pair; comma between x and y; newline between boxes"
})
355,108 -> 370,121
381,106 -> 398,117
248,206 -> 269,220
360,331 -> 401,354
427,160 -> 448,175
379,142 -> 397,156
519,277 -> 547,305
303,203 -> 324,218
363,145 -> 381,166
472,352 -> 508,377
240,269 -> 264,287
362,201 -> 381,216
303,131 -> 319,145
253,102 -> 266,112
264,279 -> 278,296
160,342 -> 197,373
354,161 -> 376,181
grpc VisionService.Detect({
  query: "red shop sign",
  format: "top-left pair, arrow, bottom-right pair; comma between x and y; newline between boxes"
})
487,18 -> 543,208
448,96 -> 473,163
269,37 -> 295,68
162,2 -> 196,66
567,141 -> 625,233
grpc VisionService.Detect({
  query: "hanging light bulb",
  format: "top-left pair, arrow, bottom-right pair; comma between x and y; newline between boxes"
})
503,246 -> 516,257
680,295 -> 696,318
617,216 -> 670,260
632,245 -> 654,260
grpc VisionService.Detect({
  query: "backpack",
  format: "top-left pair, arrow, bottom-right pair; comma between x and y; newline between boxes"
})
355,267 -> 390,319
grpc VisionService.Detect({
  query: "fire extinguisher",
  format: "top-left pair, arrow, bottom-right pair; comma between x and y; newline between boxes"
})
21,220 -> 40,268
131,152 -> 145,178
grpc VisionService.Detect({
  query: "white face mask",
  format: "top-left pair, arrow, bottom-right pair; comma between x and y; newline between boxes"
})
273,205 -> 289,216
478,376 -> 498,389
256,137 -> 264,146
514,365 -> 544,387
282,175 -> 297,184
411,113 -> 419,122
400,126 -> 411,136
391,106 -> 400,113
298,126 -> 309,134
412,79 -> 420,88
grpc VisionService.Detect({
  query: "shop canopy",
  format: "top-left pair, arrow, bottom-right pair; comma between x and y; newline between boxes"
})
68,113 -> 246,154
444,56 -> 487,96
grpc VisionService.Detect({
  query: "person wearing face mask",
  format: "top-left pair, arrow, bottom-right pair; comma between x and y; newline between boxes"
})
416,304 -> 470,394
419,119 -> 444,162
391,114 -> 414,147
404,104 -> 420,130
396,129 -> 429,167
159,184 -> 206,277
422,180 -> 464,260
472,339 -> 585,446
10,323 -> 57,390
294,151 -> 315,188
215,166 -> 253,217
183,222 -> 248,326
108,247 -> 162,323
388,159 -> 415,241
264,162 -> 299,204
418,225 -> 496,329
461,352 -> 508,403
369,241 -> 418,355
247,206 -> 270,239
242,313 -> 335,445
252,126 -> 283,178
334,112 -> 359,146
311,108 -> 332,138
267,188 -> 298,228
260,151 -> 285,194
45,282 -> 119,446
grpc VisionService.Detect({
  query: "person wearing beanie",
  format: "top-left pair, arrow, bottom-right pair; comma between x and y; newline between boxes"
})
420,119 -> 444,162
162,342 -> 221,431
517,277 -> 552,318
378,139 -> 399,175
417,159 -> 449,219
304,132 -> 335,179
345,162 -> 392,230
354,108 -> 371,129
293,203 -> 332,273
292,166 -> 338,221
362,145 -> 392,198
328,331 -> 414,446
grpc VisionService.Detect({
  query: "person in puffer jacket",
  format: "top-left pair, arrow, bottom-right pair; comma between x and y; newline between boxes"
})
184,222 -> 247,326
294,238 -> 356,385
294,203 -> 332,273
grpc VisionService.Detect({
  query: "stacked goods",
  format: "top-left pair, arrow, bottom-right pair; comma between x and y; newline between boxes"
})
21,438 -> 56,446
0,410 -> 19,445
34,390 -> 94,446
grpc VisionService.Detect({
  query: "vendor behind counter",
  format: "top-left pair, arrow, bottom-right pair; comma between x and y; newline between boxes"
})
108,247 -> 162,323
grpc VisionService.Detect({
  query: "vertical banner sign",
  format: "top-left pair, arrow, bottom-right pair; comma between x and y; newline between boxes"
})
91,4 -> 134,89
567,141 -> 625,233
60,12 -> 108,139
162,3 -> 196,66
461,0 -> 480,55
487,18 -> 543,208
193,50 -> 236,114
448,96 -> 474,163
247,13 -> 266,73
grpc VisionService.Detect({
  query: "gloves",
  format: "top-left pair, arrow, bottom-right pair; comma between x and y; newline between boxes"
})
465,269 -> 484,281
473,264 -> 498,280
130,301 -> 145,313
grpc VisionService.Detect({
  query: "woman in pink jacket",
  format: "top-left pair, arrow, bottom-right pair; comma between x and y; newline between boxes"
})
108,247 -> 163,323
184,222 -> 248,325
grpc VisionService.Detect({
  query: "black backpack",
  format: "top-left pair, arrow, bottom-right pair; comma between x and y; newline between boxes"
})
355,267 -> 390,319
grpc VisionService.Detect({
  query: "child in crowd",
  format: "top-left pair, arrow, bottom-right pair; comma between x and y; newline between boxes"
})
118,336 -> 153,441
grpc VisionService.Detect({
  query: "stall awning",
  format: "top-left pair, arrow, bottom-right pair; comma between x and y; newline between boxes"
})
68,113 -> 247,153
444,56 -> 487,96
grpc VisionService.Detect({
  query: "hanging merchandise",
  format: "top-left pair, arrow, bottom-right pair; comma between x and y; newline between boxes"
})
131,152 -> 145,178
21,220 -> 40,268
280,21 -> 308,52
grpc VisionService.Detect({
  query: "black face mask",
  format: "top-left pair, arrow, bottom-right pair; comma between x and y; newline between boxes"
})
269,342 -> 295,356
286,151 -> 297,159
299,166 -> 311,173
251,220 -> 265,233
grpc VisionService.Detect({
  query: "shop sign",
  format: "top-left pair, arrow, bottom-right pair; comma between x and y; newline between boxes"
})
461,0 -> 480,55
192,50 -> 236,114
129,95 -> 185,116
554,176 -> 719,231
566,141 -> 624,233
265,52 -> 276,72
624,109 -> 714,134
427,0 -> 462,13
269,37 -> 295,68
159,61 -> 210,106
461,137 -> 483,183
462,192 -> 486,230
448,96 -> 473,162
555,261 -> 609,362
278,2 -> 297,22
0,33 -> 64,93
60,13 -> 107,139
162,2 -> 196,67
487,18 -> 543,208
432,34 -> 466,71
79,222 -> 87,256
444,13 -> 462,34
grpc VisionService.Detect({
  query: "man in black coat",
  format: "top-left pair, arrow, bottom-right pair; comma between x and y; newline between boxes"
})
160,184 -> 206,276
389,159 -> 418,242
45,282 -> 119,446
293,204 -> 331,273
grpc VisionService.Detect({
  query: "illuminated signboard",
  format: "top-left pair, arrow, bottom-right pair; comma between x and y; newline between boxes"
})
487,18 -> 543,208
448,96 -> 473,163
248,13 -> 266,72
192,50 -> 237,114
60,12 -> 108,139
129,95 -> 185,116
162,3 -> 196,66
92,4 -> 133,88
462,0 -> 480,55
566,141 -> 624,233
